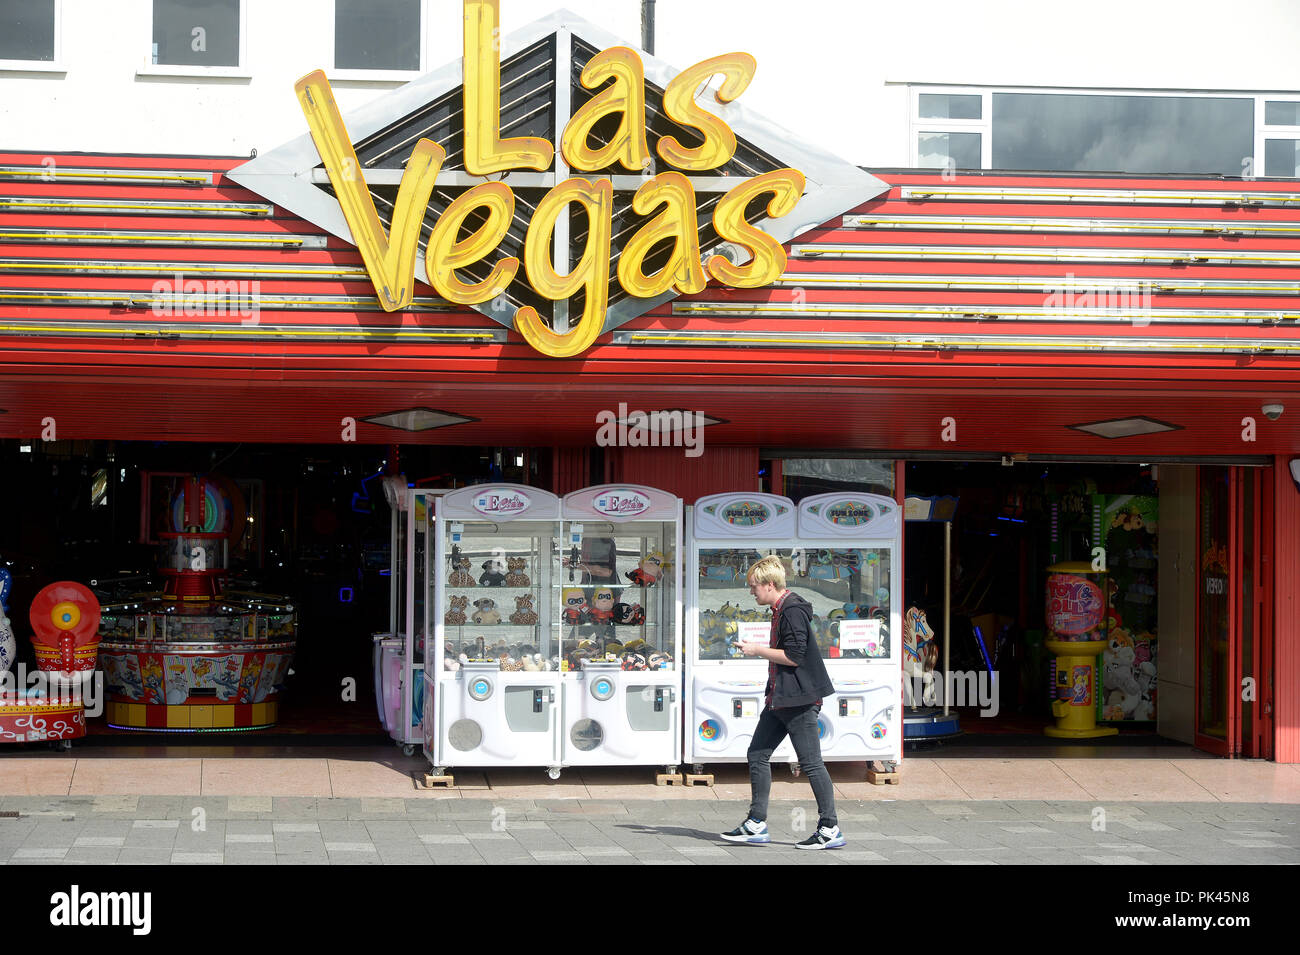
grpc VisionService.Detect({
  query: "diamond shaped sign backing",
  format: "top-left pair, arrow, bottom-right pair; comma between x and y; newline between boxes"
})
228,7 -> 888,337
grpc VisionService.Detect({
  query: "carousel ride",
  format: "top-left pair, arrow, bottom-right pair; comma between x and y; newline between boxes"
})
97,475 -> 297,732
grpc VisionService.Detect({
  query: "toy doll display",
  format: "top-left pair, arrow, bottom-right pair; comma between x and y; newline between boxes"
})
448,555 -> 476,587
612,601 -> 645,625
587,587 -> 617,624
509,594 -> 539,625
478,558 -> 507,587
444,595 -> 468,627
504,557 -> 530,587
626,551 -> 666,587
561,588 -> 589,626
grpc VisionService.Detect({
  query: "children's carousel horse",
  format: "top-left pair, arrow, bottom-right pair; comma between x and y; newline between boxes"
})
903,606 -> 940,707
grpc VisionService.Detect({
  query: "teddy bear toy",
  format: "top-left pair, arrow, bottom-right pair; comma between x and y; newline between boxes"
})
443,643 -> 461,671
621,651 -> 647,671
509,594 -> 539,625
587,587 -> 617,624
647,651 -> 670,670
444,594 -> 468,627
504,556 -> 531,587
471,598 -> 501,625
479,559 -> 507,587
625,551 -> 665,587
612,602 -> 645,625
561,588 -> 589,626
448,556 -> 475,587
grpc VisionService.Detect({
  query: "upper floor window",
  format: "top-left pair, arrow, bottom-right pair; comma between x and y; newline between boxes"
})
912,86 -> 1300,179
335,0 -> 422,75
1262,99 -> 1300,178
0,0 -> 60,68
152,0 -> 241,69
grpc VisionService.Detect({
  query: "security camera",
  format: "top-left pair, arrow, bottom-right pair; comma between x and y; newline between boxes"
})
1263,403 -> 1284,421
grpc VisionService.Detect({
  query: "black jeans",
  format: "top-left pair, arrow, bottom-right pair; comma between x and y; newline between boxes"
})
746,703 -> 837,829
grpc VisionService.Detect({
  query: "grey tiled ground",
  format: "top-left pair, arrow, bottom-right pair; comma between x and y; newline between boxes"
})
0,796 -> 1295,864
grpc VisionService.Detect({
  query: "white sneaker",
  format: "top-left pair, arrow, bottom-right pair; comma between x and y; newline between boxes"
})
796,824 -> 846,849
720,818 -> 771,844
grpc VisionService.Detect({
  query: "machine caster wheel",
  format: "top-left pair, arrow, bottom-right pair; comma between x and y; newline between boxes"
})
546,766 -> 561,780
401,744 -> 417,757
692,764 -> 705,775
880,760 -> 899,773
789,762 -> 801,777
665,765 -> 678,776
49,739 -> 72,752
431,767 -> 448,777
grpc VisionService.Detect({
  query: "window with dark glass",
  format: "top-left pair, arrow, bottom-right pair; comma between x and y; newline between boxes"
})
919,93 -> 981,120
1264,101 -> 1300,126
152,0 -> 240,67
1265,139 -> 1300,178
918,130 -> 981,170
991,93 -> 1253,176
335,0 -> 420,71
0,0 -> 55,61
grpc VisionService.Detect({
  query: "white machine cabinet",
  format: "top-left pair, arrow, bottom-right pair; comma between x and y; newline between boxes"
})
423,484 -> 563,778
686,491 -> 902,771
558,485 -> 683,773
376,483 -> 436,755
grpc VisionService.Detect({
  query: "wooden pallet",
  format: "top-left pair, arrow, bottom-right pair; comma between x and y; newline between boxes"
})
866,769 -> 899,786
684,772 -> 715,787
420,772 -> 455,789
656,772 -> 684,786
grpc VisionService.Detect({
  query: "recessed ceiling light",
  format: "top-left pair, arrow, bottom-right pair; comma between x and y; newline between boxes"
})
1068,416 -> 1182,439
361,408 -> 476,432
615,410 -> 727,431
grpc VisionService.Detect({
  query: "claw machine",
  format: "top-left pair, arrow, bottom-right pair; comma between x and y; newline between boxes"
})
377,482 -> 444,755
424,485 -> 563,778
557,485 -> 683,775
686,491 -> 902,773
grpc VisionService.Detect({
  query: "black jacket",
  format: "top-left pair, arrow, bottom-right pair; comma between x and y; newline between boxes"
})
769,592 -> 834,708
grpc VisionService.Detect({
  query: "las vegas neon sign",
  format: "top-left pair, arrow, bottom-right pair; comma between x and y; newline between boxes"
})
295,0 -> 805,358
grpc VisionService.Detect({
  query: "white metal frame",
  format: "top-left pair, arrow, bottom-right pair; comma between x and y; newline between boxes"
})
557,485 -> 683,771
138,0 -> 251,79
685,492 -> 903,768
329,0 -> 429,83
909,84 -> 1300,178
427,484 -> 564,775
0,0 -> 64,73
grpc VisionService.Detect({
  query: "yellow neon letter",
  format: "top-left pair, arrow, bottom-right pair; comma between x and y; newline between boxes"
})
425,182 -> 519,305
617,172 -> 706,298
657,53 -> 756,171
561,47 -> 651,172
463,0 -> 553,174
708,168 -> 806,287
296,70 -> 442,311
514,178 -> 613,358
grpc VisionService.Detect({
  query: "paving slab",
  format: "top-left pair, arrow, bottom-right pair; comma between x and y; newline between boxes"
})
201,758 -> 332,797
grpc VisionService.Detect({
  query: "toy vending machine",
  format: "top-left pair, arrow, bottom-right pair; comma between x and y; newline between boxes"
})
687,493 -> 801,768
377,485 -> 435,755
557,485 -> 682,776
797,493 -> 902,766
686,492 -> 902,773
425,485 -> 562,779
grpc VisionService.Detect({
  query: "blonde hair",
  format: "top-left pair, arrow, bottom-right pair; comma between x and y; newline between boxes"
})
746,554 -> 787,590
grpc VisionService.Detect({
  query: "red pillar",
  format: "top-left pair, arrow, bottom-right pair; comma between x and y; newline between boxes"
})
1272,456 -> 1299,763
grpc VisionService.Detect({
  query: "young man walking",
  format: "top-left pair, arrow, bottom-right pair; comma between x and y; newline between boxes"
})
721,555 -> 845,849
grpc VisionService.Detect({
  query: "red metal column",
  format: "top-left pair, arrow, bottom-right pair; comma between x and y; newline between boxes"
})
1272,457 -> 1298,763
